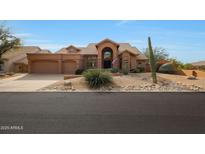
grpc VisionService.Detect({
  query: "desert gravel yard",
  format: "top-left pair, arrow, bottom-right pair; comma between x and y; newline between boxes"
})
158,73 -> 205,89
41,73 -> 205,92
1,73 -> 204,92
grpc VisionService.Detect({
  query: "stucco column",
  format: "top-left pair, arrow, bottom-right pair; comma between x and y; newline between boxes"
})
76,60 -> 80,69
97,58 -> 102,68
58,60 -> 62,74
28,60 -> 31,73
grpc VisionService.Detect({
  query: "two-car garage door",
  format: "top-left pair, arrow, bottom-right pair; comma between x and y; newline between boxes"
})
31,60 -> 59,74
30,60 -> 77,74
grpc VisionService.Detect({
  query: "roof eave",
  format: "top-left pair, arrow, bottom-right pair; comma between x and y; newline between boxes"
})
119,50 -> 137,56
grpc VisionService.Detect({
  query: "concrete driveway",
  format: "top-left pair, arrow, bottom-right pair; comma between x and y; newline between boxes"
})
0,74 -> 63,92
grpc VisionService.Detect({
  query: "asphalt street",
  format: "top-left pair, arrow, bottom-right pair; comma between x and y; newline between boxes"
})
0,92 -> 204,133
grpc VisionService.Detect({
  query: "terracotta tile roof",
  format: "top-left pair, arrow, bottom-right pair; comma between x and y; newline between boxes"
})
56,40 -> 147,59
96,38 -> 119,47
118,43 -> 141,55
15,49 -> 51,64
40,49 -> 51,53
137,54 -> 148,60
66,45 -> 81,52
79,43 -> 98,55
56,43 -> 98,55
2,46 -> 41,59
2,46 -> 51,64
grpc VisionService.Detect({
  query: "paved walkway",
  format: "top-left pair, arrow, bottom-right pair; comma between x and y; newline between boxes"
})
0,74 -> 63,91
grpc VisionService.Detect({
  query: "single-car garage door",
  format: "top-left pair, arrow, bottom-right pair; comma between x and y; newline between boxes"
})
31,60 -> 59,74
62,60 -> 77,74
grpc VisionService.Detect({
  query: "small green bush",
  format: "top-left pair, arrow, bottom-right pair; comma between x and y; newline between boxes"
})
87,68 -> 109,72
111,67 -> 119,73
122,62 -> 129,75
137,67 -> 145,72
130,68 -> 140,73
0,59 -> 4,64
75,69 -> 84,75
158,63 -> 177,74
122,69 -> 128,75
199,65 -> 205,71
83,69 -> 113,88
183,63 -> 194,70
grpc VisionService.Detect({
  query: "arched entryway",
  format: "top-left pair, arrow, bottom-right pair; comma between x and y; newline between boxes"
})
102,47 -> 113,68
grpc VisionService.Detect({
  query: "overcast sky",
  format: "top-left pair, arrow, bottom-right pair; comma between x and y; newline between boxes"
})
2,20 -> 205,63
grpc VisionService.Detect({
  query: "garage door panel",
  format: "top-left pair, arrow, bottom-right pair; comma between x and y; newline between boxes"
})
31,61 -> 58,74
63,61 -> 77,74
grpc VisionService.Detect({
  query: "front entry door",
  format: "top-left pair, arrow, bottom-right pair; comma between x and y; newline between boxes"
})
104,59 -> 112,68
102,47 -> 113,69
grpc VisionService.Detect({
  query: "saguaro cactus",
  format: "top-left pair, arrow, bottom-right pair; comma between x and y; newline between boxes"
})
148,37 -> 157,83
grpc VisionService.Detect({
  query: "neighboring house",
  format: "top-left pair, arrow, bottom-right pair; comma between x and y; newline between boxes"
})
27,39 -> 148,74
2,46 -> 50,73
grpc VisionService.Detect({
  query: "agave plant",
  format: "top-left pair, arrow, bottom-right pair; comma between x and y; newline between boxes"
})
83,69 -> 113,88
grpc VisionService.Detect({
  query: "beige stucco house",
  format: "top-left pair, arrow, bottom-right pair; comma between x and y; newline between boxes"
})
1,46 -> 50,73
27,39 -> 148,74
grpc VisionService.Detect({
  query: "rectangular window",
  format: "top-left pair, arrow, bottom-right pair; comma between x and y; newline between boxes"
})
86,56 -> 97,69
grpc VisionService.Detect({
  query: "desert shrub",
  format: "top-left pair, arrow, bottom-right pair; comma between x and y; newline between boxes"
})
183,63 -> 194,70
83,69 -> 113,88
122,69 -> 128,75
104,68 -> 112,72
75,69 -> 84,75
111,67 -> 119,73
130,68 -> 140,73
158,63 -> 177,74
122,62 -> 129,75
168,58 -> 184,70
199,65 -> 205,71
87,68 -> 109,72
137,67 -> 145,72
0,59 -> 4,64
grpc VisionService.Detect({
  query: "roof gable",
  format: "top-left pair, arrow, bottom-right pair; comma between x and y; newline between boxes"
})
118,43 -> 140,55
119,49 -> 137,55
66,45 -> 81,52
96,38 -> 119,48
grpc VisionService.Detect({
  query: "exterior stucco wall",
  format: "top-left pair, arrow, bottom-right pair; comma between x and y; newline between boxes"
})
130,55 -> 137,70
27,54 -> 83,74
83,55 -> 97,69
96,42 -> 119,68
2,46 -> 41,72
136,60 -> 147,68
3,53 -> 27,72
121,52 -> 131,70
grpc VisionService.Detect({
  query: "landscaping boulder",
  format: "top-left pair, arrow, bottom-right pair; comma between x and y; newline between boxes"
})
158,63 -> 177,74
